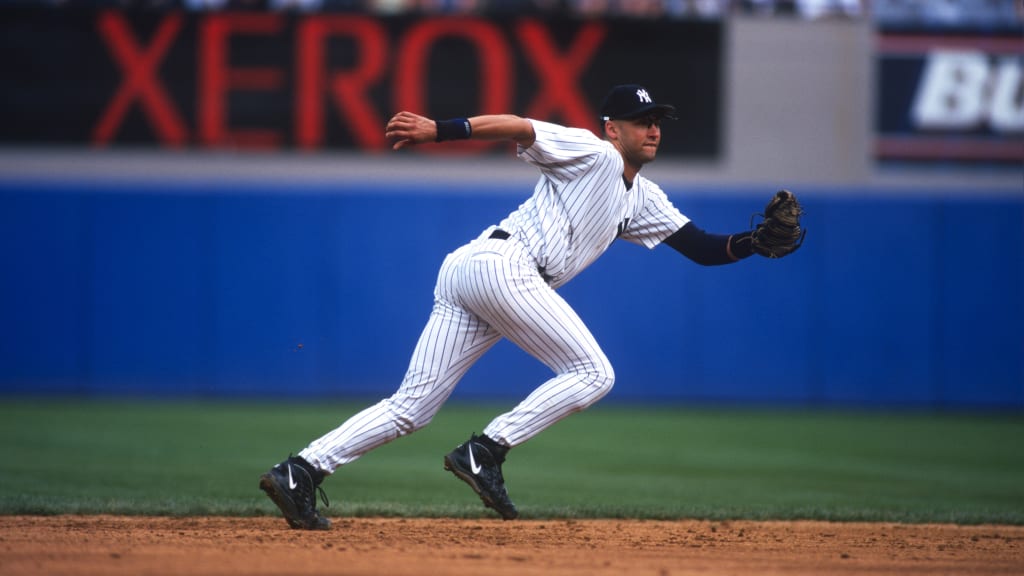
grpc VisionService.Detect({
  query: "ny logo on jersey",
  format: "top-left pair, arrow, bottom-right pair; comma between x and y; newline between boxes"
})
636,89 -> 652,104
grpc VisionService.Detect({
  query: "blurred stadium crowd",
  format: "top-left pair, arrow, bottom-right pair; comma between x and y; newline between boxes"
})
6,0 -> 1022,26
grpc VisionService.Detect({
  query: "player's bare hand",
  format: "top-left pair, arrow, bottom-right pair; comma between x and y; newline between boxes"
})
385,111 -> 437,150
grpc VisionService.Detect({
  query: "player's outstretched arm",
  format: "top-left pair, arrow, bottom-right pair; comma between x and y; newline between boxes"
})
465,115 -> 535,147
662,222 -> 753,266
662,190 -> 806,264
386,112 -> 535,150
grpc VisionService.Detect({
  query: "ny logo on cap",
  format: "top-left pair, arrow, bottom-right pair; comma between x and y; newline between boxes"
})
636,89 -> 652,104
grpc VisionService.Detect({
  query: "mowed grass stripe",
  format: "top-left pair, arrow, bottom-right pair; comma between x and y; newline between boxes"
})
0,399 -> 1020,524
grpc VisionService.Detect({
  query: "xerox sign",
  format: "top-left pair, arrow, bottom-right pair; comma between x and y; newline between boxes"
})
0,9 -> 722,158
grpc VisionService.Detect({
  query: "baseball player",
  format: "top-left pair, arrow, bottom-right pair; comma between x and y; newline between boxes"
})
259,84 -> 803,529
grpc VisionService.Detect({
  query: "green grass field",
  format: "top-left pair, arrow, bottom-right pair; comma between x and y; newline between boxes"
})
1,399 -> 1021,524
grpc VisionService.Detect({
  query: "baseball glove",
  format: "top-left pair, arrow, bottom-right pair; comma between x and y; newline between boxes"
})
750,190 -> 805,258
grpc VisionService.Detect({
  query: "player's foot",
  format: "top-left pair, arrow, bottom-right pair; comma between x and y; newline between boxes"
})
259,455 -> 331,530
444,434 -> 519,520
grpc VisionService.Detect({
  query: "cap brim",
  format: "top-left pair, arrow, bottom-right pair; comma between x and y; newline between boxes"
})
607,104 -> 678,121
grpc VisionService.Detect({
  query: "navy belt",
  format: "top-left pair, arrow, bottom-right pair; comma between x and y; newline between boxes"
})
487,229 -> 553,284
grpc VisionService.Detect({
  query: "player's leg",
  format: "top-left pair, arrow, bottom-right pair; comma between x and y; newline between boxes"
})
261,246 -> 501,529
441,245 -> 613,519
459,254 -> 614,448
299,299 -> 501,472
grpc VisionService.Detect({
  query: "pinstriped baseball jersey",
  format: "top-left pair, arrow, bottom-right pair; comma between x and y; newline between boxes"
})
500,119 -> 689,288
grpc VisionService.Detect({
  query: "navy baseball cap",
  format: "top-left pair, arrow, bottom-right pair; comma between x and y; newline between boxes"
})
599,84 -> 678,121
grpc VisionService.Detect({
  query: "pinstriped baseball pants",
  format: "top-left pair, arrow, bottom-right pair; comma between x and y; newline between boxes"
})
301,232 -> 614,473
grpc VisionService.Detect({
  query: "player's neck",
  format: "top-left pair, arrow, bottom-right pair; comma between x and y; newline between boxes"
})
622,165 -> 641,188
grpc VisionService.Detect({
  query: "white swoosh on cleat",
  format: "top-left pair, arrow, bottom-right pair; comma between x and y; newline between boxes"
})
467,444 -> 482,475
288,464 -> 299,490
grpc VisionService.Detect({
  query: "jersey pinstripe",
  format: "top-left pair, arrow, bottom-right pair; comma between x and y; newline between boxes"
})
299,119 -> 690,473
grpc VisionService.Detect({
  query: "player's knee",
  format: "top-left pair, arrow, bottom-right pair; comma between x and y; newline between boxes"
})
577,361 -> 615,409
385,396 -> 437,435
594,366 -> 616,400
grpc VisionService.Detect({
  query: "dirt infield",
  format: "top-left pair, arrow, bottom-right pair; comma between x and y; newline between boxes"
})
1,515 -> 1022,575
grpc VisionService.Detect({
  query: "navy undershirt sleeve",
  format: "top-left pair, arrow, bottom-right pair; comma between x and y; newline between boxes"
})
661,222 -> 753,266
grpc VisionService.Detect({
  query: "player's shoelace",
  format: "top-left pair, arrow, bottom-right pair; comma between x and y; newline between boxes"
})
289,466 -> 330,513
314,485 -> 329,510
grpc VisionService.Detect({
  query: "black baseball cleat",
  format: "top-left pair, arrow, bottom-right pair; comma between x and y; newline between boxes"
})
444,434 -> 519,520
259,455 -> 331,530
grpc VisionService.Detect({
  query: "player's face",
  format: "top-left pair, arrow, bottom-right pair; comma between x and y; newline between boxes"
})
613,115 -> 662,168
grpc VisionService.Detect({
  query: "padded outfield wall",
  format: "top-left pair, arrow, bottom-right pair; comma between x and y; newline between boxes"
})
1,173 -> 1021,408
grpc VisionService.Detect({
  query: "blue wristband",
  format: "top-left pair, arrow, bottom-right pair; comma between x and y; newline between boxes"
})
435,118 -> 472,142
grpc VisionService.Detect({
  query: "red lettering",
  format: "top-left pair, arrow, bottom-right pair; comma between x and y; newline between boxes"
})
90,15 -> 607,152
199,14 -> 284,149
394,18 -> 512,153
517,20 -> 605,136
93,12 -> 188,147
295,16 -> 388,150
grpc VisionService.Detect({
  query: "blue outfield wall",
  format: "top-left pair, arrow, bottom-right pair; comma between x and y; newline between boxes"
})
1,180 -> 1022,408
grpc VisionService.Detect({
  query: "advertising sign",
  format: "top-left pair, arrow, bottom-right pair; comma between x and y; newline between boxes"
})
2,9 -> 722,157
876,32 -> 1023,163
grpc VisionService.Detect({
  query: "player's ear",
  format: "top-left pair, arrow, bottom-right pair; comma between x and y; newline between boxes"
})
603,119 -> 618,139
